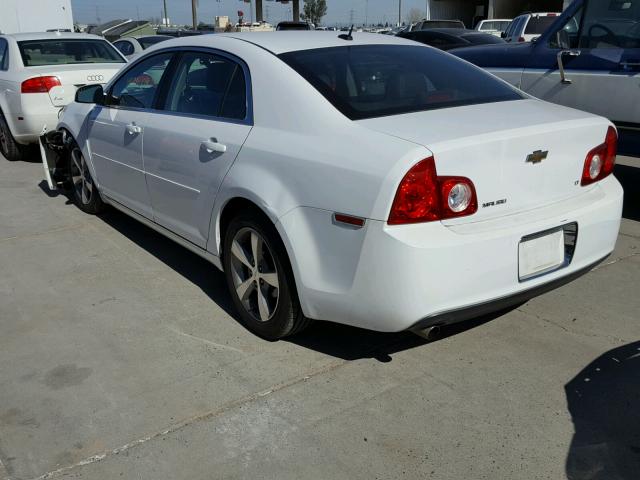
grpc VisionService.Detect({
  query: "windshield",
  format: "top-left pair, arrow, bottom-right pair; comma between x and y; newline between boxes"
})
18,39 -> 124,67
279,45 -> 523,120
525,16 -> 558,34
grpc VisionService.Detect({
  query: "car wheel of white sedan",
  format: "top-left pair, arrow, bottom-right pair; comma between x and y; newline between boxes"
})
68,142 -> 105,214
0,112 -> 23,161
223,212 -> 310,340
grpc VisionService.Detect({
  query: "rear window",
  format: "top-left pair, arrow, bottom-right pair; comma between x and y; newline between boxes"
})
138,36 -> 170,49
279,45 -> 522,120
480,21 -> 510,31
461,33 -> 505,44
18,39 -> 124,67
524,16 -> 558,34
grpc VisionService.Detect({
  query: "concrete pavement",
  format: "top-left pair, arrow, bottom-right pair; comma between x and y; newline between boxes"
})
0,151 -> 638,480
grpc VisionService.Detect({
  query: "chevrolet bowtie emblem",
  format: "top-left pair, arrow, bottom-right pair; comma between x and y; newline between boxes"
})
526,150 -> 548,164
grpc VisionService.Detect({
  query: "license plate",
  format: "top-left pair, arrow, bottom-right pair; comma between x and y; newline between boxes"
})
518,229 -> 565,281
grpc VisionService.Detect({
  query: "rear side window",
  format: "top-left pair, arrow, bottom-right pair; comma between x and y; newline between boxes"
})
18,39 -> 125,66
525,16 -> 558,34
280,45 -> 522,120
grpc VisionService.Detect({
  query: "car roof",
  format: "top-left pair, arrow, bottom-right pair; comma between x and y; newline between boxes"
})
1,32 -> 106,42
160,31 -> 417,55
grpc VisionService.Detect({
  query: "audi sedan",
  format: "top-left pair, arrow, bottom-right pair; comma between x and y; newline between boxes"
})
41,32 -> 623,340
0,32 -> 126,161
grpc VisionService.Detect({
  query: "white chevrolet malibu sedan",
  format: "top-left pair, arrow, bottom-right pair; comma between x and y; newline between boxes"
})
41,32 -> 623,340
0,32 -> 126,160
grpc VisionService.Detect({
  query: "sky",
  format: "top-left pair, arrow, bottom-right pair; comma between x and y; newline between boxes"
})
71,0 -> 431,27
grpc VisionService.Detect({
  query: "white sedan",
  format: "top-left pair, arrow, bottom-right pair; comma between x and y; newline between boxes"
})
0,32 -> 126,160
41,32 -> 623,340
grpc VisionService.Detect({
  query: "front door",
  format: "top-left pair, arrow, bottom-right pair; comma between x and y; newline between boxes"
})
521,0 -> 640,126
143,50 -> 252,248
88,52 -> 174,218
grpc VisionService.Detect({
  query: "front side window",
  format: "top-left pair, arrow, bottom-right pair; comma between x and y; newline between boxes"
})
280,45 -> 523,120
163,52 -> 247,120
17,39 -> 125,66
109,53 -> 173,109
579,0 -> 640,48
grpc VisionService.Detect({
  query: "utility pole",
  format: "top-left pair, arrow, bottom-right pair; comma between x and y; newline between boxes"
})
398,0 -> 402,27
163,0 -> 168,26
96,5 -> 101,23
426,0 -> 431,20
191,0 -> 198,30
365,0 -> 368,27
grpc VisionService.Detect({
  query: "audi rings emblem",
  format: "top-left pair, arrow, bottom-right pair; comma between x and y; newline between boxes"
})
87,74 -> 104,82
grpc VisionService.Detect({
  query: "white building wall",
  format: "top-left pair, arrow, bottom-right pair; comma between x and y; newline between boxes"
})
0,0 -> 74,34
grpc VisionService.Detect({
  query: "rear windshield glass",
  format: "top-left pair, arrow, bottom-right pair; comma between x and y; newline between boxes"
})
480,21 -> 510,31
524,16 -> 557,34
461,33 -> 505,44
18,39 -> 125,66
138,36 -> 170,49
279,45 -> 522,120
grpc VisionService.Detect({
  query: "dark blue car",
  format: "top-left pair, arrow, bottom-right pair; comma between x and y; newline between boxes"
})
452,0 -> 640,153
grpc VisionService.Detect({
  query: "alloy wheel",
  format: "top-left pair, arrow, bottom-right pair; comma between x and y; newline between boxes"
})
229,227 -> 280,322
0,122 -> 8,155
70,147 -> 93,205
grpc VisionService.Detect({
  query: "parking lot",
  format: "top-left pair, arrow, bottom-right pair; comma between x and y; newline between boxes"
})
0,149 -> 637,480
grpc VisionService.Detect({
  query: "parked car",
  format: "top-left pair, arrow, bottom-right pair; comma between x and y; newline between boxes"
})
398,28 -> 504,50
112,35 -> 173,59
502,12 -> 560,43
0,32 -> 126,160
412,19 -> 466,30
276,21 -> 311,31
452,0 -> 639,152
475,19 -> 512,37
41,32 -> 622,340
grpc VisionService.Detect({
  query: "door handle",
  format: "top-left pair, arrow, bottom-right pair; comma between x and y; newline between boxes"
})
201,139 -> 227,154
126,123 -> 142,134
557,50 -> 581,84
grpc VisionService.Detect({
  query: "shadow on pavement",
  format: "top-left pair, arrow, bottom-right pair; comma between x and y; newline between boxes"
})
287,308 -> 513,362
565,341 -> 640,480
97,209 -> 237,318
613,164 -> 640,222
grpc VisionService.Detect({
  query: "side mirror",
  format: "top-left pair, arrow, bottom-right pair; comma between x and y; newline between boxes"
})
500,32 -> 506,38
75,84 -> 104,105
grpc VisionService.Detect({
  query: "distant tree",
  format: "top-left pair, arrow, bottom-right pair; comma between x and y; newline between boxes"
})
406,8 -> 423,25
300,0 -> 327,27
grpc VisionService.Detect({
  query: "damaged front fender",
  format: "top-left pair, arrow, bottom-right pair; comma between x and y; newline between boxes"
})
40,129 -> 73,191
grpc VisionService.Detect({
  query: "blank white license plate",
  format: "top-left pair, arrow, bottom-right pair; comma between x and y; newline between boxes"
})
519,229 -> 565,281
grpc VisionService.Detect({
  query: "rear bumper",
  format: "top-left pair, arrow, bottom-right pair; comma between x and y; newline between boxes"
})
5,95 -> 61,145
279,176 -> 623,332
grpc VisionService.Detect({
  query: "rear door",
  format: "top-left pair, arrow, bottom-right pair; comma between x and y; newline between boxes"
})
521,0 -> 640,126
89,52 -> 174,218
142,49 -> 252,247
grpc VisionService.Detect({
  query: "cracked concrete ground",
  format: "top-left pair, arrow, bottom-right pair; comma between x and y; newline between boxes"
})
0,152 -> 638,480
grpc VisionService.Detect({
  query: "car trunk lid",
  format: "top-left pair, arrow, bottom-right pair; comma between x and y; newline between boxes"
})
358,99 -> 611,224
22,64 -> 123,107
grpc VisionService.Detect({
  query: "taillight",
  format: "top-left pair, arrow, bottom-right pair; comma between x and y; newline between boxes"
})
518,36 -> 526,42
21,76 -> 61,94
581,126 -> 617,186
388,157 -> 477,225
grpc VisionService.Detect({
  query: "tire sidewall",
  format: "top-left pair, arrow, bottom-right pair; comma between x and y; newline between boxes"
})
222,213 -> 298,340
0,112 -> 21,161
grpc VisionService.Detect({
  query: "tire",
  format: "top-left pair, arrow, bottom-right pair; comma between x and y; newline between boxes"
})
222,211 -> 311,340
0,111 -> 23,161
68,140 -> 106,214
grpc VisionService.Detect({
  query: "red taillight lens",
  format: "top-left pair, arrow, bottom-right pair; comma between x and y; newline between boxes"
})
21,76 -> 61,94
581,126 -> 617,186
388,157 -> 477,225
518,36 -> 526,42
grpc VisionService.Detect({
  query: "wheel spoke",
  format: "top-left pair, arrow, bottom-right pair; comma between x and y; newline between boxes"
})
235,277 -> 255,301
81,180 -> 89,204
71,150 -> 82,174
231,240 -> 252,269
256,286 -> 270,321
260,272 -> 279,289
251,232 -> 262,267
